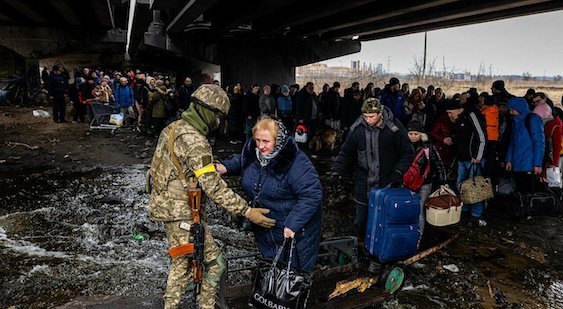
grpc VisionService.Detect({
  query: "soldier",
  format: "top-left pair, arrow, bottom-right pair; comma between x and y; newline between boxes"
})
147,84 -> 275,309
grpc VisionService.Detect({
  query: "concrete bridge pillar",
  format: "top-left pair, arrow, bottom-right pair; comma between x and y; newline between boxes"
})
219,40 -> 295,90
24,58 -> 41,90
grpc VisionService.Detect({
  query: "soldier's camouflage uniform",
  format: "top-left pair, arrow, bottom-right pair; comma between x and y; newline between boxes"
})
149,119 -> 249,309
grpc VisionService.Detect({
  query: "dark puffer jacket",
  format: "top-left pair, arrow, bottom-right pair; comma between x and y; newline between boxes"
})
222,136 -> 323,272
333,107 -> 414,204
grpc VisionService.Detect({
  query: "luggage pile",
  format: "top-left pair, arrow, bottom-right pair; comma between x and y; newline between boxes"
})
499,181 -> 562,218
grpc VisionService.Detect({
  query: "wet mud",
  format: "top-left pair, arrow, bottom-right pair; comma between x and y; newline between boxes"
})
1,106 -> 562,308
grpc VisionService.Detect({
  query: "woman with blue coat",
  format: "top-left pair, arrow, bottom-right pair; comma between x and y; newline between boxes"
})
217,117 -> 323,272
505,97 -> 545,193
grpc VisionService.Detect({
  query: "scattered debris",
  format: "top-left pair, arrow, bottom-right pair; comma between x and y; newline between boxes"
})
6,141 -> 39,150
487,280 -> 494,299
443,264 -> 460,273
32,110 -> 50,118
514,242 -> 546,264
403,233 -> 459,266
328,277 -> 379,300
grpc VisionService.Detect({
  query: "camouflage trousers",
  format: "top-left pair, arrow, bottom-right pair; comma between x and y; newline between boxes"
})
163,221 -> 225,309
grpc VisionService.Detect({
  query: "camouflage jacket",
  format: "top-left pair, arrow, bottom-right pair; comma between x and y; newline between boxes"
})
148,120 -> 249,222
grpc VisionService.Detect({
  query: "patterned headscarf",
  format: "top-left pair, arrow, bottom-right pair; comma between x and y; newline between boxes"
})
256,120 -> 289,167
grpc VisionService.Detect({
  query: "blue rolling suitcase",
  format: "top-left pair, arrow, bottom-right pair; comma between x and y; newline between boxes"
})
365,187 -> 421,262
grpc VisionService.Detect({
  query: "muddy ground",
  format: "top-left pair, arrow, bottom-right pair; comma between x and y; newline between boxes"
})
1,106 -> 563,309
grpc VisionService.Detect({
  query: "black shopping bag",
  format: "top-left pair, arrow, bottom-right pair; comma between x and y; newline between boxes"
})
248,238 -> 312,309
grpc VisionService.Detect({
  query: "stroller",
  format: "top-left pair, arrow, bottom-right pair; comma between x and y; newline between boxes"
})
88,100 -> 120,135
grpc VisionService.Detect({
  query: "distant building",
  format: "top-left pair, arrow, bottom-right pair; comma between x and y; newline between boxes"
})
351,60 -> 360,70
376,63 -> 383,75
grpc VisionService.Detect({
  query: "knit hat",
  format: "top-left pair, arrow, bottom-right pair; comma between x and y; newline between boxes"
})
361,98 -> 383,113
281,85 -> 289,93
492,80 -> 505,91
407,120 -> 424,133
445,99 -> 462,110
484,96 -> 495,106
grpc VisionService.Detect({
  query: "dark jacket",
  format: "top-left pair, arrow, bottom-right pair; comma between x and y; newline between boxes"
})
259,94 -> 277,116
505,97 -> 545,171
333,107 -> 414,204
452,105 -> 487,162
322,88 -> 340,120
295,89 -> 318,122
79,80 -> 95,102
134,81 -> 149,107
178,84 -> 195,110
243,91 -> 260,118
223,137 -> 323,272
411,138 -> 447,185
47,72 -> 68,99
339,95 -> 362,129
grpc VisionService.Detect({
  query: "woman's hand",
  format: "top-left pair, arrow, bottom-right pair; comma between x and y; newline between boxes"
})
439,185 -> 446,193
283,227 -> 295,238
215,163 -> 227,175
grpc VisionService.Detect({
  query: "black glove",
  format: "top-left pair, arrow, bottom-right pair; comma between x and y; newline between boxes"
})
329,172 -> 342,192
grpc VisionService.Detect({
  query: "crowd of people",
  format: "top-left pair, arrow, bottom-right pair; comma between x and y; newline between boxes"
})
42,65 -> 221,135
43,64 -> 563,308
42,63 -> 563,232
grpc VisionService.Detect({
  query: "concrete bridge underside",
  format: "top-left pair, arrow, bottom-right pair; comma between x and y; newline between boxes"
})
1,0 -> 562,87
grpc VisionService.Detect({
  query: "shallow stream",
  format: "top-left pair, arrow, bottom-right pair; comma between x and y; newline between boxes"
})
1,163 -> 562,308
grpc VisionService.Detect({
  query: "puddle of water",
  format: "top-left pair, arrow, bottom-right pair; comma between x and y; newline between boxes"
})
546,280 -> 563,309
0,165 -> 257,308
1,161 -> 562,308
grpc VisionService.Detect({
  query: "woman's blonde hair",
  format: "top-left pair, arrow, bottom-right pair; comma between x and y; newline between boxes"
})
252,117 -> 278,141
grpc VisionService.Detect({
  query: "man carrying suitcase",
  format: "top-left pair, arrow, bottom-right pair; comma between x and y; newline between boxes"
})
332,98 -> 414,242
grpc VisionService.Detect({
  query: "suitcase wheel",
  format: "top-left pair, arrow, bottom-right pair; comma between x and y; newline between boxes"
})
383,266 -> 405,294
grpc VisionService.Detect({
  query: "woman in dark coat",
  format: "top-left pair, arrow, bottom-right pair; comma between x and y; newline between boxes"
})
406,120 -> 447,236
217,117 -> 323,272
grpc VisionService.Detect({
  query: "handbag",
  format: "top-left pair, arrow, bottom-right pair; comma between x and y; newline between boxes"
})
403,147 -> 430,191
425,186 -> 463,226
426,186 -> 463,209
496,175 -> 516,196
459,164 -> 494,204
249,238 -> 312,309
546,166 -> 562,188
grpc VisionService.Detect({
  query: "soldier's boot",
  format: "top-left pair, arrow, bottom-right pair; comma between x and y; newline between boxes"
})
214,265 -> 229,309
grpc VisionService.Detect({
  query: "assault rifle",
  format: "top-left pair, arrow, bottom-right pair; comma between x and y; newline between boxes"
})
188,188 -> 204,296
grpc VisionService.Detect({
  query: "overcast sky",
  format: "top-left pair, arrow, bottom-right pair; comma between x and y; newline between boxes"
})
321,10 -> 563,77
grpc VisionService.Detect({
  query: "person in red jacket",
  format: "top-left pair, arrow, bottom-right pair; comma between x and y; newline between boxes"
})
431,111 -> 455,180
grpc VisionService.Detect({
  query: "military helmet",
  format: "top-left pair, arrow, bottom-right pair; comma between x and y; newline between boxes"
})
191,84 -> 230,116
